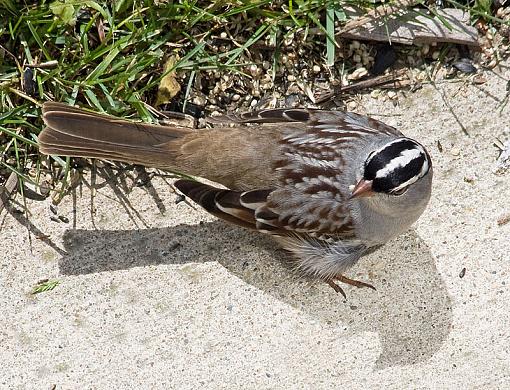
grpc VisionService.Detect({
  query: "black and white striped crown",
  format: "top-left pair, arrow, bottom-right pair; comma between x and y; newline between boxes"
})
364,138 -> 431,194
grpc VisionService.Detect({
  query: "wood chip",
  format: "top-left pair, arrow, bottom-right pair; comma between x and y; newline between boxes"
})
340,0 -> 420,35
340,8 -> 479,47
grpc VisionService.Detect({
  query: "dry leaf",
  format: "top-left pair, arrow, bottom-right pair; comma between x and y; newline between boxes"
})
156,55 -> 181,106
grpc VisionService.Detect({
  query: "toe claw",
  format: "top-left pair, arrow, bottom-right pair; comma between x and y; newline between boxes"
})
327,274 -> 376,296
327,280 -> 347,299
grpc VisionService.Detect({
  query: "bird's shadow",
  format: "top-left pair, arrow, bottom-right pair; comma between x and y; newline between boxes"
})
60,220 -> 452,369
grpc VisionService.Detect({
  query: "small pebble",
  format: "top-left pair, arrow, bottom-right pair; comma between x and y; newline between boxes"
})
192,96 -> 206,106
284,33 -> 294,46
220,32 -> 227,39
496,7 -> 507,18
451,147 -> 461,156
312,65 -> 321,73
348,67 -> 368,80
387,91 -> 397,99
472,74 -> 487,84
347,101 -> 357,110
416,71 -> 427,82
261,81 -> 273,90
287,74 -> 296,82
432,51 -> 440,60
249,64 -> 260,77
370,89 -> 381,99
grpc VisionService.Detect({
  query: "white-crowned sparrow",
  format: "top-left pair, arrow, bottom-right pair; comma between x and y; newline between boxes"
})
39,102 -> 432,296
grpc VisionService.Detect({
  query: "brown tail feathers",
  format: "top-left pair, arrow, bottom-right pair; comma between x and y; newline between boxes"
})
39,102 -> 192,170
38,102 -> 281,190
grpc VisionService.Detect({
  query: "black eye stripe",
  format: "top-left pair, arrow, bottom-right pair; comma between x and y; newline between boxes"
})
371,155 -> 426,192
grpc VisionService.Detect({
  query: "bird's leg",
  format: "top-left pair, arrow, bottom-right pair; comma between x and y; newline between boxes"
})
336,274 -> 376,290
327,274 -> 376,297
326,280 -> 347,299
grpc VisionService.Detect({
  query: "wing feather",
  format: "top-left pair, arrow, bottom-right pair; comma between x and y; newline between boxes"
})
208,108 -> 402,137
175,180 -> 274,231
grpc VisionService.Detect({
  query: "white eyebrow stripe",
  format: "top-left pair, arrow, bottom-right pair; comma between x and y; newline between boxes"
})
391,173 -> 420,192
375,148 -> 423,178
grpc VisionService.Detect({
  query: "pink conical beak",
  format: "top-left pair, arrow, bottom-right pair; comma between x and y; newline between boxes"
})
350,179 -> 374,199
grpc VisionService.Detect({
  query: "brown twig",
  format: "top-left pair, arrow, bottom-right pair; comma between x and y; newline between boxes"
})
315,68 -> 409,104
426,68 -> 470,136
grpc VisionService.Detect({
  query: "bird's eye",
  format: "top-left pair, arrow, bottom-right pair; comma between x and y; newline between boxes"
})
392,187 -> 408,196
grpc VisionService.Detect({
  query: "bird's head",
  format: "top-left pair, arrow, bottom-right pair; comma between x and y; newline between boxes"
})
351,138 -> 432,199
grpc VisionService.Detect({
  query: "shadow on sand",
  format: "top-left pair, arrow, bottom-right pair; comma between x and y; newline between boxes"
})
59,220 -> 452,369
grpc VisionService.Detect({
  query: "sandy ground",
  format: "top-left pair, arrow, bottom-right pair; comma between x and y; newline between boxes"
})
1,63 -> 510,389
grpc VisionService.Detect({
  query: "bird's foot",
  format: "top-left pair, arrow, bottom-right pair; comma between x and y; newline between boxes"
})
326,280 -> 347,298
326,274 -> 376,298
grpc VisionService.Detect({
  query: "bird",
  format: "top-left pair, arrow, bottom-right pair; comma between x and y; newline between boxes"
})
39,102 -> 432,297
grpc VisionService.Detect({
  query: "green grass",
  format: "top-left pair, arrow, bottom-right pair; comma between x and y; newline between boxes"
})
0,0 -> 359,197
31,279 -> 60,294
0,0 -> 507,202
